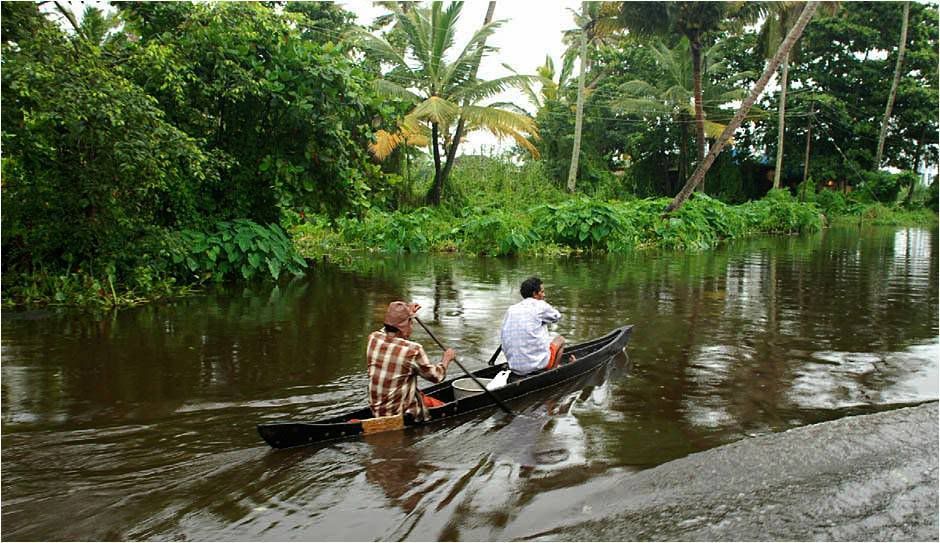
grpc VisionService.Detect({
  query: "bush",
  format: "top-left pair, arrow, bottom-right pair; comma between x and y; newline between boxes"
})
170,220 -> 307,282
857,170 -> 903,203
336,208 -> 450,252
740,189 -> 823,234
677,195 -> 750,241
445,154 -> 566,210
292,215 -> 344,261
816,189 -> 850,215
458,209 -> 537,256
531,198 -> 631,251
928,181 -> 939,213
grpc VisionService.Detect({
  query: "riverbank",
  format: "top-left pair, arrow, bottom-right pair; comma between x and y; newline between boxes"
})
3,193 -> 935,310
291,192 -> 936,261
504,402 -> 939,541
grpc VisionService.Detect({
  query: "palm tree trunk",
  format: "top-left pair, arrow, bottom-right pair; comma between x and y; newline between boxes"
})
690,35 -> 706,192
679,118 -> 689,192
426,1 -> 497,205
567,5 -> 588,193
904,126 -> 927,206
427,122 -> 444,206
773,52 -> 790,190
802,101 -> 814,186
874,1 -> 910,169
666,1 -> 820,214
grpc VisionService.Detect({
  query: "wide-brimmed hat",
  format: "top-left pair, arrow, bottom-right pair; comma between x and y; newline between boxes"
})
384,301 -> 415,329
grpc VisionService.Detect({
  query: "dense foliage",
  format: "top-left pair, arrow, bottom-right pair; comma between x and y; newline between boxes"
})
2,2 -> 385,307
2,1 -> 936,310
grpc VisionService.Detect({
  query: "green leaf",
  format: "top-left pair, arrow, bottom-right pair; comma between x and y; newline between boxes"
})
266,257 -> 281,279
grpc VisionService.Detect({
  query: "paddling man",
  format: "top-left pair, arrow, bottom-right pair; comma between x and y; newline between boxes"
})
500,277 -> 572,376
367,301 -> 455,421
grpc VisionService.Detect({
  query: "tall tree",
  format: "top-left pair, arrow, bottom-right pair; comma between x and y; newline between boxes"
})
761,4 -> 800,190
760,2 -> 840,190
618,1 -> 763,188
874,1 -> 910,168
567,3 -> 589,193
357,3 -> 537,206
620,2 -> 757,170
610,38 -> 755,185
438,2 -> 497,205
666,1 -> 820,213
564,2 -> 619,192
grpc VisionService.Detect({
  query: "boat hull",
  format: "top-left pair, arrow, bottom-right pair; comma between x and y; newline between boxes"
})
257,325 -> 633,449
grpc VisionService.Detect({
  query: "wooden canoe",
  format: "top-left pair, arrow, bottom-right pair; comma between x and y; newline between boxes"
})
257,324 -> 634,449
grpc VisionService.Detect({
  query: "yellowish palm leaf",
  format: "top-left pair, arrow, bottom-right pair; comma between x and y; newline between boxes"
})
703,119 -> 734,145
369,117 -> 431,160
410,96 -> 459,127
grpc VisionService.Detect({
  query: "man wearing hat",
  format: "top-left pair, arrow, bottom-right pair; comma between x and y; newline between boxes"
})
367,301 -> 456,421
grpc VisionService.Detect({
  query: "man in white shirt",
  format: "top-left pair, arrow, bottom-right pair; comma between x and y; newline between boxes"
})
500,276 -> 573,375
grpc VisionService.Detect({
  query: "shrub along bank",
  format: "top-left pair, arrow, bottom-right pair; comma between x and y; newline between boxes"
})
292,190 -> 826,259
4,187 -> 934,310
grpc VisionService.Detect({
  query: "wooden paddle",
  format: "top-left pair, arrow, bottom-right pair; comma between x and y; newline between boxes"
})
414,317 -> 515,417
486,345 -> 502,366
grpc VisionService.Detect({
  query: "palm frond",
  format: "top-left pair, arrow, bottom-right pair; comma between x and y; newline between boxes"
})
502,63 -> 545,110
352,29 -> 411,72
487,101 -> 532,116
397,5 -> 431,70
410,96 -> 460,126
610,96 -> 672,116
451,74 -> 540,103
399,114 -> 430,146
461,104 -> 541,157
507,130 -> 541,158
373,79 -> 422,104
460,105 -> 538,137
369,116 -> 430,160
619,80 -> 659,97
369,130 -> 403,161
703,119 -> 732,143
438,19 -> 503,91
428,2 -> 462,84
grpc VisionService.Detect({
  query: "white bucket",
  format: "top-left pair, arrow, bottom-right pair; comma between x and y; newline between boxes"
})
452,377 -> 493,400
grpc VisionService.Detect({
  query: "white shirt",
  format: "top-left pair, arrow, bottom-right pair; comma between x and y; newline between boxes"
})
499,297 -> 561,375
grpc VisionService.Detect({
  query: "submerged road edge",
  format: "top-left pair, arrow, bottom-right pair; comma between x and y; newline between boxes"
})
507,401 -> 939,541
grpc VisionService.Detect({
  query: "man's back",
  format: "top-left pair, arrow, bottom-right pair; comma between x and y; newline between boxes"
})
500,297 -> 561,375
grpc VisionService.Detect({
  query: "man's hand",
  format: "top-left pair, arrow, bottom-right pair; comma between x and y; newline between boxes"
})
442,348 -> 456,365
409,302 -> 421,315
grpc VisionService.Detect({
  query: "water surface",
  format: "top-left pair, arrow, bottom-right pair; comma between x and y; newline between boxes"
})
2,226 -> 937,540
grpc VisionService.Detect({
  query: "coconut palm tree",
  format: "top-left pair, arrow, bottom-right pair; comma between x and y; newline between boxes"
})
666,1 -> 820,213
507,55 -> 574,113
355,3 -> 537,206
563,2 -> 621,192
759,1 -> 840,189
610,38 -> 757,187
617,1 -> 765,191
875,1 -> 910,168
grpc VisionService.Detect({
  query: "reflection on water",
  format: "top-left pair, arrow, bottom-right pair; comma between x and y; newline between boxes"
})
2,226 -> 938,540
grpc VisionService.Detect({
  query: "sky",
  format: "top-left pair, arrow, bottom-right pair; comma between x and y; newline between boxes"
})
338,0 -> 581,155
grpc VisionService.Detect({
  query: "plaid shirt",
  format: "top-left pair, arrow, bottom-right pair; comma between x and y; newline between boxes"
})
367,330 -> 448,421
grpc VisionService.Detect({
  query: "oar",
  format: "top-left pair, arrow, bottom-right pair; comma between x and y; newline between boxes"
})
414,317 -> 515,417
486,345 -> 502,366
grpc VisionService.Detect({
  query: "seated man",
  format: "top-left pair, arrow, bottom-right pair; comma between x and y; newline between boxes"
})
500,276 -> 572,376
367,301 -> 455,421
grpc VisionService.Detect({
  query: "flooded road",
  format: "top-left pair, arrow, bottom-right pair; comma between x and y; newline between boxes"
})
2,226 -> 938,540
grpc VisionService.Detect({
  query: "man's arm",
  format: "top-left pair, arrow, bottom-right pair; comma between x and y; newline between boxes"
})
410,345 -> 454,384
538,300 -> 561,324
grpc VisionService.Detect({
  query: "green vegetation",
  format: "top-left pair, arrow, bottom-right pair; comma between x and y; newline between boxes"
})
2,1 -> 936,310
292,187 -> 826,259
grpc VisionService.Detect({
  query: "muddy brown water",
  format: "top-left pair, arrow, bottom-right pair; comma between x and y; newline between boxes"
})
2,226 -> 937,540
